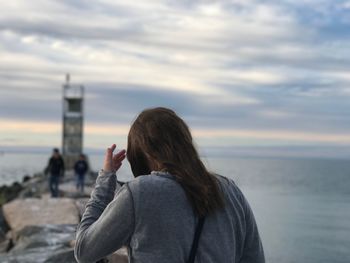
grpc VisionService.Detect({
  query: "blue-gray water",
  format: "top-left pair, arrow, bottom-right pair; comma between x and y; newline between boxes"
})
0,153 -> 349,263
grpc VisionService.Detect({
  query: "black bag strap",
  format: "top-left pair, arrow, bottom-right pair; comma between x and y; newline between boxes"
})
187,217 -> 206,263
151,172 -> 206,263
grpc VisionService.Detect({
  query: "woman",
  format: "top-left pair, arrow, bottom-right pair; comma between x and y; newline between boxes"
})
75,107 -> 264,263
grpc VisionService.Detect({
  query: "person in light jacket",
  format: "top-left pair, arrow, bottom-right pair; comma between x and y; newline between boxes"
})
75,107 -> 265,263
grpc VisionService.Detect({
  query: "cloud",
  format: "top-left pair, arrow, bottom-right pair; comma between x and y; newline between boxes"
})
0,0 -> 349,151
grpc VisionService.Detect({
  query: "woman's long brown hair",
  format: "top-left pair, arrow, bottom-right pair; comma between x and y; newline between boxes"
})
127,107 -> 224,217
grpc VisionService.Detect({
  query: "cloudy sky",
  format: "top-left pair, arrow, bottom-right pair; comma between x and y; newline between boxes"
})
1,0 -> 350,157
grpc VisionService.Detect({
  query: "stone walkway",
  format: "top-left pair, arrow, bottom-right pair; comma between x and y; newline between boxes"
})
0,171 -> 128,263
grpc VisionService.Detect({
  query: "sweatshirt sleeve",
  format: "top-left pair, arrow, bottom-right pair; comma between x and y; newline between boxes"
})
239,194 -> 265,263
74,170 -> 135,263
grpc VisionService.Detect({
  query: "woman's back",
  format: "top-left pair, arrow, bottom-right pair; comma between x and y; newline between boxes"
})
75,171 -> 264,263
75,107 -> 264,263
124,172 -> 264,262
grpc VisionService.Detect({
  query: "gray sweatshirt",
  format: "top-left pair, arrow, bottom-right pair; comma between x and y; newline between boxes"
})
75,170 -> 265,263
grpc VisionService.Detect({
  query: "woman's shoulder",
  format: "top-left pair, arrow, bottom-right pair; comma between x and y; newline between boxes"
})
124,172 -> 187,211
214,173 -> 236,188
126,172 -> 179,193
214,174 -> 246,202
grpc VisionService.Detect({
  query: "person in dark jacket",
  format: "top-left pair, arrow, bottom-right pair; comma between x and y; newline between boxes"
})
45,148 -> 65,198
74,154 -> 89,193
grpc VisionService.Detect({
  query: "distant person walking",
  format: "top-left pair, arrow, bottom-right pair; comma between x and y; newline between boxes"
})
45,148 -> 65,198
74,154 -> 89,193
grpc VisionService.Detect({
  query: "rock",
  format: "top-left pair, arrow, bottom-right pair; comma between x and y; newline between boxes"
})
18,174 -> 48,199
0,211 -> 10,253
0,170 -> 101,262
0,246 -> 76,263
3,198 -> 79,233
0,239 -> 12,253
59,182 -> 92,199
0,182 -> 23,206
32,170 -> 95,199
0,207 -> 10,242
0,224 -> 77,263
11,224 -> 76,252
22,175 -> 31,183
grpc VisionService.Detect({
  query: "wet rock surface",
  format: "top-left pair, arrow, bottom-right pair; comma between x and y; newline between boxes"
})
17,173 -> 49,199
3,198 -> 80,233
0,246 -> 76,263
11,224 -> 76,251
0,224 -> 76,263
0,182 -> 23,206
0,208 -> 10,242
0,170 -> 129,262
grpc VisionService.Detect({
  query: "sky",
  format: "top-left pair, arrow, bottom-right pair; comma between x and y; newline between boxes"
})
1,0 -> 350,157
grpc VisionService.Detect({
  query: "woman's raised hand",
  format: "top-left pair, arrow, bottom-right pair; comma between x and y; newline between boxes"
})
103,144 -> 126,173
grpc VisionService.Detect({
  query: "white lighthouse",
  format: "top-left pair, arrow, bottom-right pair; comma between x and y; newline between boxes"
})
62,74 -> 84,169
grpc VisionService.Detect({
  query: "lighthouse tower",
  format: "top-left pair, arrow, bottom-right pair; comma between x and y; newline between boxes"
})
62,74 -> 84,169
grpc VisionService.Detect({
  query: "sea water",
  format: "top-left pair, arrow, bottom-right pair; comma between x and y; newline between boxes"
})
0,152 -> 349,263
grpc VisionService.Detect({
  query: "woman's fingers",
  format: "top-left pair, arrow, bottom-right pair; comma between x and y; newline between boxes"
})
110,144 -> 116,152
112,149 -> 126,172
113,149 -> 126,162
115,148 -> 126,157
105,144 -> 116,160
104,144 -> 116,172
104,145 -> 126,172
113,155 -> 126,165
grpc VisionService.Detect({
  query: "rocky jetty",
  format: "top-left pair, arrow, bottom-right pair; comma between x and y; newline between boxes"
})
0,171 -> 128,262
0,224 -> 77,263
3,198 -> 79,232
0,182 -> 23,205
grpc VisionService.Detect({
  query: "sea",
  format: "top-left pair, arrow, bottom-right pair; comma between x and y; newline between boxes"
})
0,152 -> 349,263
